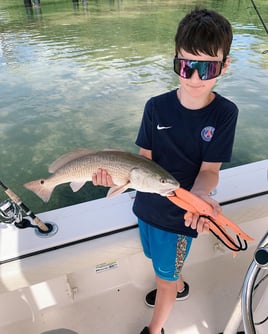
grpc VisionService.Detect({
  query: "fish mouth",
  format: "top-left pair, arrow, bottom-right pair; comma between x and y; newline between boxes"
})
165,190 -> 175,196
161,188 -> 179,197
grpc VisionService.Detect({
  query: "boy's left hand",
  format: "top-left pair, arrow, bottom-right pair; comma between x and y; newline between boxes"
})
184,193 -> 222,233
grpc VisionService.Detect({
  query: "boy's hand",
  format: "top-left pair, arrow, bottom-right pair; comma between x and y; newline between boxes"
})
92,169 -> 115,187
184,192 -> 222,233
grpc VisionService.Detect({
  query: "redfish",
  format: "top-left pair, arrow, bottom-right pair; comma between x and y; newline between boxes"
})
24,149 -> 180,202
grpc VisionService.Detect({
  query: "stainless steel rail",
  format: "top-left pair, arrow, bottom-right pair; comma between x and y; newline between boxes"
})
223,231 -> 268,334
242,232 -> 268,333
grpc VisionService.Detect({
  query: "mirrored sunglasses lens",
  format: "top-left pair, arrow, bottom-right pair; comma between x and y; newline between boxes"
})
174,59 -> 193,78
199,62 -> 222,80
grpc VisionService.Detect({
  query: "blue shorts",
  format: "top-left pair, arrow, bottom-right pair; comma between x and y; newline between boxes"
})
138,219 -> 192,281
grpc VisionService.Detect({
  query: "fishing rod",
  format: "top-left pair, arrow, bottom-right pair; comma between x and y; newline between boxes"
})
250,0 -> 268,34
0,180 -> 50,232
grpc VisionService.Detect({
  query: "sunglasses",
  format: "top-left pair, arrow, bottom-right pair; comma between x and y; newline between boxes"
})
174,58 -> 225,80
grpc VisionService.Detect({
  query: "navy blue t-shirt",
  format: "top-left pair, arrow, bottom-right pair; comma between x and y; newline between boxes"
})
133,89 -> 238,237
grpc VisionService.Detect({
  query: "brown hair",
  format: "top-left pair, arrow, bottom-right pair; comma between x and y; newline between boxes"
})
175,8 -> 233,60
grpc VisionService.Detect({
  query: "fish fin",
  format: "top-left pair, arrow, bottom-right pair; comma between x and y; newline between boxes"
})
70,181 -> 86,192
106,182 -> 131,198
49,148 -> 96,173
24,179 -> 54,202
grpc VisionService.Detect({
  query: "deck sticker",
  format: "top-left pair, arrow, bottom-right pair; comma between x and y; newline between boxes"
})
95,261 -> 119,273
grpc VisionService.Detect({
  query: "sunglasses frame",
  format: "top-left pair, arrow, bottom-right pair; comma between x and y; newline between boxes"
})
173,57 -> 225,80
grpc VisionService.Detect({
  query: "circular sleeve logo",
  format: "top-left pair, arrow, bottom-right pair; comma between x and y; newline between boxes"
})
201,126 -> 215,142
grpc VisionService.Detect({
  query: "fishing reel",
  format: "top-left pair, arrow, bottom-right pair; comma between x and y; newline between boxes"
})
0,198 -> 57,236
0,199 -> 32,229
0,181 -> 57,237
0,199 -> 23,225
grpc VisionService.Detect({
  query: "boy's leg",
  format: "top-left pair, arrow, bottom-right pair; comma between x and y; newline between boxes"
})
176,275 -> 185,292
138,219 -> 192,332
148,276 -> 177,334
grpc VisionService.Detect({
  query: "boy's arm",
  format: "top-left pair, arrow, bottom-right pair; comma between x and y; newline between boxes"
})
185,161 -> 222,233
191,161 -> 221,198
139,148 -> 152,159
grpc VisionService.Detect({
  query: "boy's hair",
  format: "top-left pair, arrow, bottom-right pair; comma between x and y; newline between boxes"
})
175,8 -> 233,60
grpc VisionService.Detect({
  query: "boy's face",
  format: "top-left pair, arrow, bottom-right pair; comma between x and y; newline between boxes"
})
176,49 -> 230,98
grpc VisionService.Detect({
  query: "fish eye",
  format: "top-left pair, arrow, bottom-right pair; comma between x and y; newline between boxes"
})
160,178 -> 166,184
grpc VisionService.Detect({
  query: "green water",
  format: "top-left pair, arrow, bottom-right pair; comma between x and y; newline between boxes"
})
0,0 -> 267,213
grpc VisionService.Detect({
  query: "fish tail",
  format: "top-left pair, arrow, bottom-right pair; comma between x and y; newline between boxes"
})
24,179 -> 55,202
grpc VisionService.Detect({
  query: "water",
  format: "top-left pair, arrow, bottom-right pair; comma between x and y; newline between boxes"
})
0,0 -> 267,213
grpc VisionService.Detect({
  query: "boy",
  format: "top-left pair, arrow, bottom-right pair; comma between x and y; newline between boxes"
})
93,8 -> 238,334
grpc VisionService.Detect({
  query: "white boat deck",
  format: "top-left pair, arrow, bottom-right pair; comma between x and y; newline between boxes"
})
0,227 -> 267,334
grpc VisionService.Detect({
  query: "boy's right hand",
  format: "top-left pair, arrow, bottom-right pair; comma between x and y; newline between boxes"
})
184,192 -> 221,234
92,168 -> 115,187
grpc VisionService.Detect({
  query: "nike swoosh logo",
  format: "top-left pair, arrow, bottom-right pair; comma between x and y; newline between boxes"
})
157,124 -> 172,130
